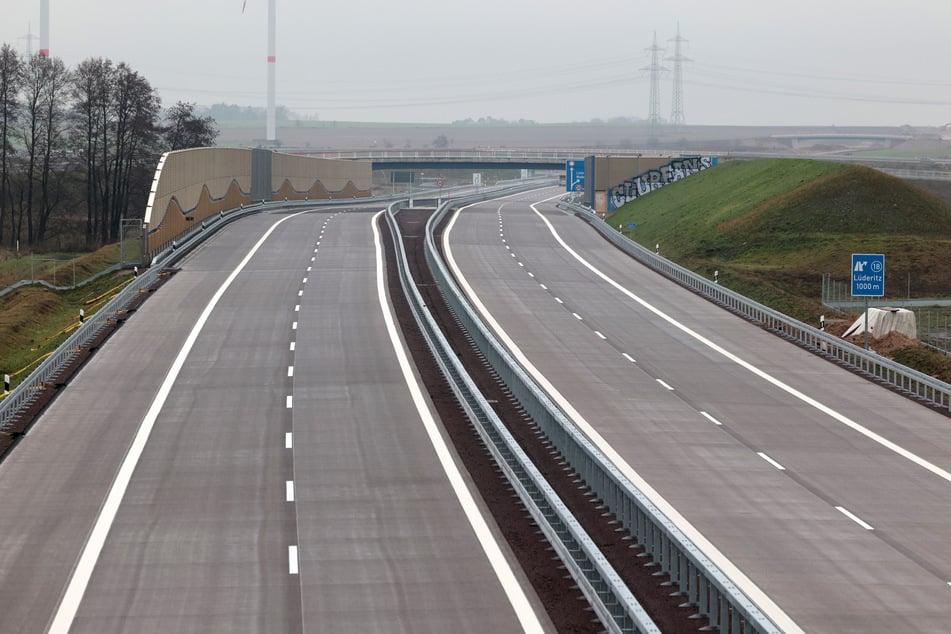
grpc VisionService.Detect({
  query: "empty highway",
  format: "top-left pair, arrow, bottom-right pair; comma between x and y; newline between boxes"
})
442,187 -> 951,633
0,205 -> 544,633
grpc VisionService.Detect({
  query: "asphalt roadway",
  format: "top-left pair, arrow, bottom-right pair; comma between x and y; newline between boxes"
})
442,187 -> 951,634
0,205 -> 544,633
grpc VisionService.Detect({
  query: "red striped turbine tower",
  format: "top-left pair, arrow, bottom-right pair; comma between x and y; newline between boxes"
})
40,0 -> 49,57
244,0 -> 277,143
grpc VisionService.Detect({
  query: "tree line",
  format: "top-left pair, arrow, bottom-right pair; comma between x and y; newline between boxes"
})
0,44 -> 218,250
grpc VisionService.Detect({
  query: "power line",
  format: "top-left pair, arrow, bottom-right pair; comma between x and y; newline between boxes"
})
667,24 -> 690,126
641,31 -> 667,129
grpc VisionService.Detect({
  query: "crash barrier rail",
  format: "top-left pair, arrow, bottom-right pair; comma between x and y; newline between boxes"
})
0,182 -> 545,433
561,198 -> 951,411
0,263 -> 125,300
0,260 -> 160,431
385,190 -> 658,633
0,195 -> 361,432
426,195 -> 784,633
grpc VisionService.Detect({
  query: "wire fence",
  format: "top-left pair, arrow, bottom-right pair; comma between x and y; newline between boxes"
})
820,274 -> 951,354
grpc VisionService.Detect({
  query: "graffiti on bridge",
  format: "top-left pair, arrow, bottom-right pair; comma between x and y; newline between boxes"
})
609,156 -> 717,211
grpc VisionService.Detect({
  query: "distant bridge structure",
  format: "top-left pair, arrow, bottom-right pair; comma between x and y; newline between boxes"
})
292,148 -> 646,172
771,133 -> 914,149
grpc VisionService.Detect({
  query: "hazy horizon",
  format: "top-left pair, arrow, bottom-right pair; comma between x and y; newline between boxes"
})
3,1 -> 950,128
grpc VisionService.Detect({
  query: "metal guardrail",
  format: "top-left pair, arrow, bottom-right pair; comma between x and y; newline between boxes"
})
0,196 -> 358,432
560,199 -> 951,411
427,194 -> 784,632
0,264 -> 161,431
384,190 -> 658,633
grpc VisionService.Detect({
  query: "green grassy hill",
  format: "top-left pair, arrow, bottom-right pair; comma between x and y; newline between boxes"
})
609,159 -> 951,320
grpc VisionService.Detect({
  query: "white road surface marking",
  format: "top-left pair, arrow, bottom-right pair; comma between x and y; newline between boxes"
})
371,210 -> 544,633
444,197 -> 804,634
757,452 -> 786,471
47,209 -> 313,634
835,506 -> 874,530
288,546 -> 299,574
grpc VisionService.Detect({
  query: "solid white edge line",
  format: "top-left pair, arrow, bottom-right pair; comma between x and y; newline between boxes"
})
835,506 -> 874,530
757,452 -> 786,471
371,210 -> 543,633
528,196 -> 951,489
699,411 -> 723,426
443,196 -> 804,634
286,481 -> 295,502
285,432 -> 293,449
288,545 -> 299,574
47,209 -> 312,634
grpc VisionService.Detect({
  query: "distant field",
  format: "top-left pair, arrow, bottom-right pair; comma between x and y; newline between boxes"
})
217,121 -> 951,153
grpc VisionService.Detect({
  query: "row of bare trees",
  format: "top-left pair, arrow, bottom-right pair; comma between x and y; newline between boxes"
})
0,44 -> 217,250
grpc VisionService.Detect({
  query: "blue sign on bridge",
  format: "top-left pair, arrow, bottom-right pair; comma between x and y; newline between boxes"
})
565,160 -> 585,193
851,253 -> 885,297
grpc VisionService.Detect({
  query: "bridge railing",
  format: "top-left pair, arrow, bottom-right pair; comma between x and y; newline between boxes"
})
561,198 -> 951,411
427,193 -> 784,633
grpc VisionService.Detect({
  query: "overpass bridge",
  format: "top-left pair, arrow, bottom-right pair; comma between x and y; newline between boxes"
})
292,148 -> 640,171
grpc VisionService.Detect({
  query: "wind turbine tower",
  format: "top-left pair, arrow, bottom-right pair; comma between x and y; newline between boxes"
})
642,32 -> 666,129
668,24 -> 689,126
266,0 -> 276,142
40,0 -> 49,57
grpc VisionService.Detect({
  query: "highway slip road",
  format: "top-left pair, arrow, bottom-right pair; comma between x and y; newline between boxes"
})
444,187 -> 951,634
0,205 -> 545,634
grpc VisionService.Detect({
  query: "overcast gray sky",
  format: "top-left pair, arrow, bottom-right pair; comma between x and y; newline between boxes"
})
2,1 -> 950,127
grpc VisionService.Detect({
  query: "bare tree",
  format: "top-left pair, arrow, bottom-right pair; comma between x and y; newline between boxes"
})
72,59 -> 161,245
0,45 -> 23,246
16,54 -> 47,245
72,57 -> 112,246
35,56 -> 71,243
106,63 -> 160,242
164,101 -> 218,150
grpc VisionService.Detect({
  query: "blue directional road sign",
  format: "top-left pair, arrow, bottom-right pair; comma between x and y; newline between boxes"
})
851,253 -> 885,297
565,160 -> 585,193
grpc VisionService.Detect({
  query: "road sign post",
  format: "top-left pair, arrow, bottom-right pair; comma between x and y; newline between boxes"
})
851,253 -> 885,349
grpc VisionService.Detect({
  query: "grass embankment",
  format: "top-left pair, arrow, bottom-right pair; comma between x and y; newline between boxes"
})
0,245 -> 133,393
609,158 -> 951,377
